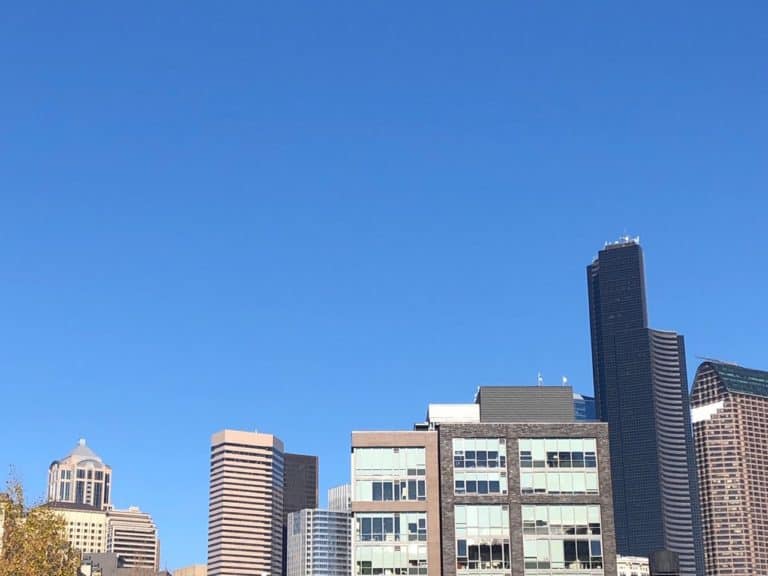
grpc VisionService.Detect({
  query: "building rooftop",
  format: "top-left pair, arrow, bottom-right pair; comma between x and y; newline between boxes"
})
706,361 -> 768,399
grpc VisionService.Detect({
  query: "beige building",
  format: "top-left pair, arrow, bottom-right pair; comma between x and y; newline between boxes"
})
207,430 -> 285,576
351,430 -> 441,576
48,503 -> 109,554
107,507 -> 160,571
691,361 -> 768,575
48,439 -> 112,510
173,565 -> 206,576
617,555 -> 650,576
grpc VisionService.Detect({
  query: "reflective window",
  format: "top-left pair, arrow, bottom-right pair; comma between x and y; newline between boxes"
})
453,439 -> 508,495
356,513 -> 426,542
455,505 -> 511,574
519,439 -> 599,495
355,543 -> 427,575
354,448 -> 427,502
522,505 -> 603,573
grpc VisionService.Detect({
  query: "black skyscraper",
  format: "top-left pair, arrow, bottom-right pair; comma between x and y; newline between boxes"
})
282,453 -> 319,576
587,237 -> 704,576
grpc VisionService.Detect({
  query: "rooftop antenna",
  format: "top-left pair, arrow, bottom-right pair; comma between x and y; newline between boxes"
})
562,376 -> 568,387
537,372 -> 543,387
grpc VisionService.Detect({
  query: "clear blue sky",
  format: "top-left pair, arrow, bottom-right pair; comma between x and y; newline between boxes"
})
1,1 -> 766,570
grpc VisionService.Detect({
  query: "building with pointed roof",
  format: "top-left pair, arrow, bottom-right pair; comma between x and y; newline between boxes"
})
48,438 -> 112,510
691,361 -> 768,575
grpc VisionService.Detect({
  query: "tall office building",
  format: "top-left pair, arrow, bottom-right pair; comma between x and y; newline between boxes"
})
587,237 -> 703,575
691,361 -> 768,575
48,439 -> 112,510
207,430 -> 285,576
328,484 -> 352,513
284,454 -> 319,520
286,509 -> 351,576
106,506 -> 160,570
282,453 -> 319,575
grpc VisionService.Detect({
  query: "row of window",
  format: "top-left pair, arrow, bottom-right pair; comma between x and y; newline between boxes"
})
354,448 -> 426,477
519,439 -> 598,469
453,438 -> 507,470
353,505 -> 604,576
457,539 -> 511,571
354,543 -> 427,576
454,471 -> 508,495
520,471 -> 599,495
357,514 -> 427,542
356,479 -> 426,502
523,538 -> 604,571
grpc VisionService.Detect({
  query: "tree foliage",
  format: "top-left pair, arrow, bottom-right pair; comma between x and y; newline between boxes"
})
0,477 -> 80,576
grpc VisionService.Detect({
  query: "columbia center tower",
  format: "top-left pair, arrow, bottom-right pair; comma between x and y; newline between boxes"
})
587,237 -> 704,575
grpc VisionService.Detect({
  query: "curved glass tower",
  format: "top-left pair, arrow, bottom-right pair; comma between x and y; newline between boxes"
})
587,237 -> 704,576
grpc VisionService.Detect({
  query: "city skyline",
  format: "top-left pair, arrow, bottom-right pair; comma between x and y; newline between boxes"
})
2,2 -> 767,571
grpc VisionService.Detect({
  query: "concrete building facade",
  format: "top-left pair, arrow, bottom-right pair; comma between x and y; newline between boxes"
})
207,430 -> 285,576
691,361 -> 768,575
286,508 -> 351,576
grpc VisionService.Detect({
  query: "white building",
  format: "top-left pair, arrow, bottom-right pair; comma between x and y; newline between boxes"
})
617,555 -> 650,576
327,484 -> 351,513
287,509 -> 351,576
48,439 -> 112,510
49,504 -> 108,554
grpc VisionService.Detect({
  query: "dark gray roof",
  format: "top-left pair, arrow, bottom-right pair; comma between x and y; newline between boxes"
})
706,361 -> 768,399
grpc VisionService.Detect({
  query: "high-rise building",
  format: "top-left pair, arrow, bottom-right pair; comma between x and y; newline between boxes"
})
691,361 -> 768,575
587,237 -> 704,575
284,454 -> 319,521
282,453 -> 319,575
107,507 -> 160,570
327,484 -> 351,513
207,430 -> 285,576
286,509 -> 351,576
48,439 -> 112,510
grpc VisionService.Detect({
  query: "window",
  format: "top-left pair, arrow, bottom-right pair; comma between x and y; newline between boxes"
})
354,448 -> 427,502
455,505 -> 510,573
453,439 -> 506,469
355,543 -> 427,575
356,513 -> 426,542
453,439 -> 508,495
522,505 -> 603,573
519,439 -> 599,495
